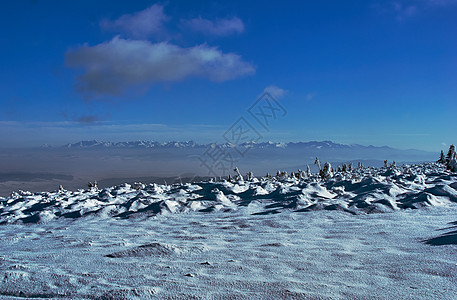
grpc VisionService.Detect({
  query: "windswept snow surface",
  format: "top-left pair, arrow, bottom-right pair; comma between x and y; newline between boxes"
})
0,163 -> 457,299
2,163 -> 457,223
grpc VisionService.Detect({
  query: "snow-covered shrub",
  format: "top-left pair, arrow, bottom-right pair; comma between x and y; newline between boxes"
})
88,181 -> 98,189
133,182 -> 145,190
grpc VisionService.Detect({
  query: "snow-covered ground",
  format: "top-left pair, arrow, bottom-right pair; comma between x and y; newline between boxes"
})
1,163 -> 456,299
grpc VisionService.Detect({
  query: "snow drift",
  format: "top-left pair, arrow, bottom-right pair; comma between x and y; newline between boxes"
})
1,162 -> 456,224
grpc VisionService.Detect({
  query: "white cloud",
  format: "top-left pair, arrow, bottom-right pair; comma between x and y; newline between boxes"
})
263,86 -> 287,99
181,17 -> 244,36
100,4 -> 169,38
66,36 -> 255,96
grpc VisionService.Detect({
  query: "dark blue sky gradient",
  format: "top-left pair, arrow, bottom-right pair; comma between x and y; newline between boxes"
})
0,0 -> 456,150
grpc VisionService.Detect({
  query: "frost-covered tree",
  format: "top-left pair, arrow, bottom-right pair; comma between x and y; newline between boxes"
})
233,167 -> 243,182
348,162 -> 353,171
88,180 -> 98,190
446,145 -> 456,164
448,159 -> 457,172
319,162 -> 333,180
314,157 -> 321,171
437,150 -> 445,164
384,160 -> 388,168
341,164 -> 347,172
445,145 -> 456,172
246,171 -> 254,181
306,165 -> 311,177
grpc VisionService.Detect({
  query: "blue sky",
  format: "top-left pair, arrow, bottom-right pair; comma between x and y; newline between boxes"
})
0,0 -> 456,150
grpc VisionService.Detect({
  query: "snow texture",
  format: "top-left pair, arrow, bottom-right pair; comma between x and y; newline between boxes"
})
1,163 -> 456,224
0,162 -> 456,298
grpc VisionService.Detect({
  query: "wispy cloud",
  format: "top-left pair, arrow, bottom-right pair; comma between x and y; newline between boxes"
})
380,0 -> 457,21
263,85 -> 287,99
100,4 -> 169,38
393,2 -> 417,21
306,93 -> 315,101
66,36 -> 255,97
181,17 -> 244,36
426,0 -> 457,5
76,115 -> 100,124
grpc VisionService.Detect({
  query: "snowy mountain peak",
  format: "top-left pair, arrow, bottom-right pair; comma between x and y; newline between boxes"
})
59,140 -> 404,152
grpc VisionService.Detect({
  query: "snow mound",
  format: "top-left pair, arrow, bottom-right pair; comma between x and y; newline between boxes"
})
106,242 -> 182,258
1,163 -> 456,224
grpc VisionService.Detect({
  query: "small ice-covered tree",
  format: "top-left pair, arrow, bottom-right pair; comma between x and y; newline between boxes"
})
437,150 -> 445,164
446,145 -> 456,164
306,165 -> 311,177
341,164 -> 347,172
88,180 -> 98,190
348,162 -> 353,171
233,167 -> 243,182
246,171 -> 254,181
314,157 -> 321,171
448,159 -> 457,172
445,145 -> 456,172
319,162 -> 333,180
384,160 -> 388,168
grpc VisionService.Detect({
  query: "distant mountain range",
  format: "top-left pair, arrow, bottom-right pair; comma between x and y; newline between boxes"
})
60,140 -> 400,151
